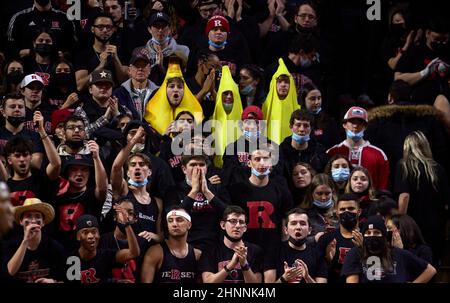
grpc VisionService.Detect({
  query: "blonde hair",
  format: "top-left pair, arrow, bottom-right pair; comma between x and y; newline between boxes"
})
401,131 -> 438,190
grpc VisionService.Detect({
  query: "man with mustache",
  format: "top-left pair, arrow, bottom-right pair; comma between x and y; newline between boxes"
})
75,13 -> 128,91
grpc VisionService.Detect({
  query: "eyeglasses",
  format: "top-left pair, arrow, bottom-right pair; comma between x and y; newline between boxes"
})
226,219 -> 246,226
93,24 -> 114,31
297,14 -> 316,20
65,125 -> 85,131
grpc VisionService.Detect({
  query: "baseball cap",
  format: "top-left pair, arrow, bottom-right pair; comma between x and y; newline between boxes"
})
20,74 -> 44,89
241,105 -> 263,121
148,12 -> 170,27
63,154 -> 94,171
343,106 -> 368,123
76,214 -> 99,232
89,69 -> 114,86
205,15 -> 230,35
51,108 -> 74,133
361,215 -> 387,237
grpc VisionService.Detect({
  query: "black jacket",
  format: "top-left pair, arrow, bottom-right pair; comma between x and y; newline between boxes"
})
366,104 -> 450,184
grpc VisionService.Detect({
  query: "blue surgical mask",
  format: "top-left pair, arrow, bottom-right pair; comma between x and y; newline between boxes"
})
209,40 -> 227,49
251,167 -> 270,178
313,198 -> 334,210
186,177 -> 192,187
223,103 -> 233,112
128,178 -> 149,187
311,107 -> 322,115
151,36 -> 170,45
292,133 -> 310,144
331,167 -> 350,182
346,130 -> 364,142
240,84 -> 255,96
243,130 -> 260,141
300,57 -> 312,68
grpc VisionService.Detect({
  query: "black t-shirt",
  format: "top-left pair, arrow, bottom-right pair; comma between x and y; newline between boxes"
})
159,137 -> 184,183
279,136 -> 328,176
395,44 -> 450,104
0,127 -> 44,153
74,46 -> 125,86
99,232 -> 141,283
198,240 -> 264,283
67,249 -> 117,283
24,102 -> 57,134
166,181 -> 230,251
317,228 -> 355,283
394,161 -> 449,258
22,56 -> 53,86
4,234 -> 65,283
229,179 -> 293,253
51,187 -> 103,253
341,247 -> 428,283
7,170 -> 59,207
264,241 -> 328,283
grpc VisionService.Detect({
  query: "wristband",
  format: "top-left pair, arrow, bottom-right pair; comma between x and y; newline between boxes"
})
224,265 -> 232,273
279,275 -> 288,283
40,134 -> 49,140
420,68 -> 429,78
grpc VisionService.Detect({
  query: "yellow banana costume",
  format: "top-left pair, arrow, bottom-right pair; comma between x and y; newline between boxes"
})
144,63 -> 203,135
212,65 -> 243,167
262,58 -> 300,144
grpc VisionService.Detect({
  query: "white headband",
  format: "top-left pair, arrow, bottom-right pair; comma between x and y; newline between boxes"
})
166,210 -> 191,222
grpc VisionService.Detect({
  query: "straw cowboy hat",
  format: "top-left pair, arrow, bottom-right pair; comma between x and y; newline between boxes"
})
14,198 -> 55,225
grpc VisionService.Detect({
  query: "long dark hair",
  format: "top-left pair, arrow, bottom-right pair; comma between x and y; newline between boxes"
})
239,64 -> 265,107
31,27 -> 59,62
391,214 -> 427,249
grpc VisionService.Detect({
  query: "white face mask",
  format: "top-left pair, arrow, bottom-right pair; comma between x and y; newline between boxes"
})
131,143 -> 145,153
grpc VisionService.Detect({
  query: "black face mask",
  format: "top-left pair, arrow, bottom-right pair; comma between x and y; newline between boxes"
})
364,236 -> 385,255
6,70 -> 24,85
288,236 -> 307,247
223,230 -> 242,243
431,41 -> 448,55
339,211 -> 358,231
34,43 -> 53,56
391,24 -> 407,37
36,0 -> 50,6
7,116 -> 26,127
65,139 -> 84,149
53,73 -> 73,87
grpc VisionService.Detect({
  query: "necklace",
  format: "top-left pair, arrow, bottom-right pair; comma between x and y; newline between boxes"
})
169,243 -> 189,259
37,63 -> 50,73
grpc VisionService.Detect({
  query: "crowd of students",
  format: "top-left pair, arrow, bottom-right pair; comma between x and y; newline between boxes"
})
0,0 -> 449,283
